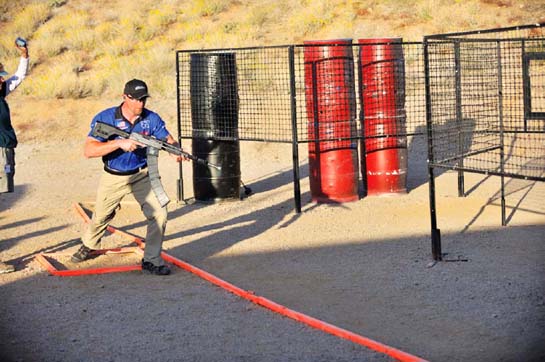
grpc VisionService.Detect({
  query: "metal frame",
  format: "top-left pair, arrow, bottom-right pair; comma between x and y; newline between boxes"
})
173,23 -> 544,261
175,41 -> 427,213
424,23 -> 545,261
523,51 -> 545,121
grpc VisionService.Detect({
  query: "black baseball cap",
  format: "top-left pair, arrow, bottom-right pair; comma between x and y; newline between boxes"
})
124,79 -> 150,100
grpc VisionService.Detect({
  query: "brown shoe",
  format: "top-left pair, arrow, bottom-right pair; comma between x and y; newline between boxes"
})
0,261 -> 15,274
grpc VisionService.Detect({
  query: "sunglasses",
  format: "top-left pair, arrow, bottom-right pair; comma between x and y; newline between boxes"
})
126,95 -> 148,103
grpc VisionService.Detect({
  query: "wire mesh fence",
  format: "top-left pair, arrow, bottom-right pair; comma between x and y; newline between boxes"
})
177,41 -> 427,203
176,23 -> 545,211
425,23 -> 545,41
425,23 -> 545,260
177,46 -> 293,143
425,23 -> 545,181
176,41 -> 427,144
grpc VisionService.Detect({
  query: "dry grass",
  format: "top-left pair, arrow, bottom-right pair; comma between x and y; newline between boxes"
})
190,0 -> 233,17
0,0 -> 543,100
0,2 -> 51,57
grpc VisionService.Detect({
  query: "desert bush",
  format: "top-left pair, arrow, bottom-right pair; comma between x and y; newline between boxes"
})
190,0 -> 230,17
287,0 -> 336,36
0,2 -> 52,57
31,14 -> 67,58
23,52 -> 102,98
148,5 -> 178,29
1,0 -> 542,100
88,44 -> 175,99
0,0 -> 32,22
10,2 -> 51,37
31,10 -> 100,68
94,22 -> 118,43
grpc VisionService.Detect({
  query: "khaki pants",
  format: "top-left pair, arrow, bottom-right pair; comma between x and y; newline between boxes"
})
82,169 -> 168,266
0,147 -> 15,193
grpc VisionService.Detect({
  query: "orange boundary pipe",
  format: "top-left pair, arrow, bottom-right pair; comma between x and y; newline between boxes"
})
72,203 -> 428,362
35,247 -> 144,276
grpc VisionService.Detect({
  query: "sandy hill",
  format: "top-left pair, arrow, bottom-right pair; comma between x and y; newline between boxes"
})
1,0 -> 544,143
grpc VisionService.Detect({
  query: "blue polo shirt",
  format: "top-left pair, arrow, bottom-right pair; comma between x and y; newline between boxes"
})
88,105 -> 170,173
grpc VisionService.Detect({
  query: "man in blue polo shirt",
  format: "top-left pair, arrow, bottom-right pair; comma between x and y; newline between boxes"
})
71,79 -> 185,275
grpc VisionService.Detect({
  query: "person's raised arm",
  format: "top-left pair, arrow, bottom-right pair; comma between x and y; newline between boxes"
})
5,42 -> 29,95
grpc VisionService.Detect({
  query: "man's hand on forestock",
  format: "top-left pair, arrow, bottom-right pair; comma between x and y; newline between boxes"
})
165,135 -> 189,163
171,145 -> 190,163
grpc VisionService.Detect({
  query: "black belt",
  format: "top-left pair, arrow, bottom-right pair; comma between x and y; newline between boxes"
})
104,165 -> 147,176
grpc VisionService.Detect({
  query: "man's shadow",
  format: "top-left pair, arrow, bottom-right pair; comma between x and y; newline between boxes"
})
0,183 -> 74,269
0,183 -> 28,211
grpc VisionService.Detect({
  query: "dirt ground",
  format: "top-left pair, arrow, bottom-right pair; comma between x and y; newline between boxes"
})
0,96 -> 544,362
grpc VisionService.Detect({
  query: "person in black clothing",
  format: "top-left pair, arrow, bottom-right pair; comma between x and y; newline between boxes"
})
0,40 -> 29,274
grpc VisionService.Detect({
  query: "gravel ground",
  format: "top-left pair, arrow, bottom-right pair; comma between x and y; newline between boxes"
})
1,129 -> 544,362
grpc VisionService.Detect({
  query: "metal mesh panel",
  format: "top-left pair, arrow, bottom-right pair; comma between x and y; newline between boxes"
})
426,23 -> 545,181
426,22 -> 545,40
177,46 -> 293,143
292,41 -> 427,143
177,43 -> 427,145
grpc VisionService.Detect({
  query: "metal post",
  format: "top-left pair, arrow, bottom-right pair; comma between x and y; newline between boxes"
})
175,51 -> 185,203
356,46 -> 368,197
454,41 -> 465,197
497,41 -> 507,226
289,46 -> 302,213
424,38 -> 442,261
521,39 -> 528,132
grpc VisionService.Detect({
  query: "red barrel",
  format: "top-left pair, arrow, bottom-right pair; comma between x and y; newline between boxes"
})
358,38 -> 407,195
304,39 -> 359,203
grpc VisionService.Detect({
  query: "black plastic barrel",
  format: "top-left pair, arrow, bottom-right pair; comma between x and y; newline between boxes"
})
190,52 -> 239,139
190,52 -> 240,201
192,139 -> 240,201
